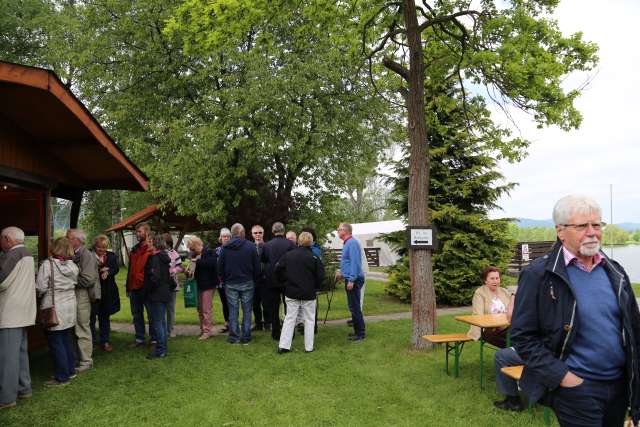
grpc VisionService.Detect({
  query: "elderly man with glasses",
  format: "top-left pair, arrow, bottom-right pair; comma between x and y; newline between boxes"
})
250,225 -> 270,331
510,195 -> 640,426
335,222 -> 366,341
0,227 -> 36,409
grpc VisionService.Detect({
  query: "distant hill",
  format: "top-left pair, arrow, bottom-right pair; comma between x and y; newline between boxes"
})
515,218 -> 640,231
515,218 -> 554,228
616,223 -> 640,232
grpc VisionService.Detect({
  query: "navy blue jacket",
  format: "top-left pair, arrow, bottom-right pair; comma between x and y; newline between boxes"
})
217,237 -> 260,286
510,241 -> 640,422
143,251 -> 172,303
194,246 -> 218,291
95,250 -> 120,315
261,236 -> 295,288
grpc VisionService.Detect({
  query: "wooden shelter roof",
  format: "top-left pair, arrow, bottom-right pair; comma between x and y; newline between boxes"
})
0,61 -> 148,197
105,204 -> 217,232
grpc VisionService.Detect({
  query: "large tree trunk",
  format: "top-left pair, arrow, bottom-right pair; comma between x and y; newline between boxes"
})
403,0 -> 437,349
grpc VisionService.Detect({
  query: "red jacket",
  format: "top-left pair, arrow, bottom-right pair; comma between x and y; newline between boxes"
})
126,243 -> 151,291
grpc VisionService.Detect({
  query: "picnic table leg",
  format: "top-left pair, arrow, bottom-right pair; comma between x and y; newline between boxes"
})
445,343 -> 450,375
480,337 -> 485,389
454,342 -> 462,378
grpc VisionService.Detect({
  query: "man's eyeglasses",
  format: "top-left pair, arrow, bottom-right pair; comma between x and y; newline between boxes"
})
561,222 -> 606,232
252,231 -> 263,234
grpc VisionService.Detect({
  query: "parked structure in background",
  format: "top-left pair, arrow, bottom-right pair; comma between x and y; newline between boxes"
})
327,220 -> 405,267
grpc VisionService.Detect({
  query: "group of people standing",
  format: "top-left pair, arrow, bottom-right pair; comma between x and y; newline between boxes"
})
0,218 -> 368,410
172,221 -> 367,352
0,226 -> 122,409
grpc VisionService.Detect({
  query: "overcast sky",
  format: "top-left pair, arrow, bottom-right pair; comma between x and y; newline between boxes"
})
489,0 -> 640,223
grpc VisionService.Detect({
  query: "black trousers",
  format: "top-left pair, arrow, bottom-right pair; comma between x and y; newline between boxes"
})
218,287 -> 229,323
267,287 -> 286,339
482,327 -> 508,349
252,285 -> 271,326
551,376 -> 627,427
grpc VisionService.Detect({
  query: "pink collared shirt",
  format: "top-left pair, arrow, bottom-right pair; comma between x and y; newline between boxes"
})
562,246 -> 604,273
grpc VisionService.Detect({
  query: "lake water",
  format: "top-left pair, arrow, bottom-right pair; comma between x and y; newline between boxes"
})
604,244 -> 640,283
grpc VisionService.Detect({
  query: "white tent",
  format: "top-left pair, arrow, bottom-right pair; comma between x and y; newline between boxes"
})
327,220 -> 405,266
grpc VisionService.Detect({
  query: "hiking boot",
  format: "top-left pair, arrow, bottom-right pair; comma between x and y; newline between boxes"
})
100,343 -> 113,352
0,401 -> 16,409
494,396 -> 524,412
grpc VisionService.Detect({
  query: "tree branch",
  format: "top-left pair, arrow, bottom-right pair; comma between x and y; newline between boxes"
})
418,10 -> 479,33
383,56 -> 409,81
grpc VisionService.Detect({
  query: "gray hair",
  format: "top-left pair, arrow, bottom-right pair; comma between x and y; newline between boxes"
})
67,228 -> 86,244
553,195 -> 602,226
230,223 -> 245,237
339,222 -> 353,234
272,221 -> 285,235
1,226 -> 25,243
219,227 -> 231,238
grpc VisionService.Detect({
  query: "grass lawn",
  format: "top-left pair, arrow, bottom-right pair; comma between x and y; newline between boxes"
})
2,315 -> 556,426
110,269 -> 410,325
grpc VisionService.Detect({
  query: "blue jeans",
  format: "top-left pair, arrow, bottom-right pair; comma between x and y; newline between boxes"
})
225,281 -> 254,343
130,289 -> 156,343
346,277 -> 365,337
45,328 -> 76,382
148,302 -> 168,356
90,302 -> 111,345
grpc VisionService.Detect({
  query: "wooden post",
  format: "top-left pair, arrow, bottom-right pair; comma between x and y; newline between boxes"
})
175,228 -> 187,251
69,192 -> 83,228
120,230 -> 130,265
38,190 -> 50,261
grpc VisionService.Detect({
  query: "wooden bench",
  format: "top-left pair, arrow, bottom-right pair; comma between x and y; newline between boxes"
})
500,365 -> 551,426
327,247 -> 382,267
423,333 -> 472,378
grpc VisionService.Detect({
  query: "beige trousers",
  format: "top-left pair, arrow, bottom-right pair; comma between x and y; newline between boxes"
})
75,288 -> 93,367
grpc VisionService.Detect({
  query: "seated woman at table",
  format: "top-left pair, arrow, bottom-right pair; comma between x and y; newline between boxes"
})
467,266 -> 512,348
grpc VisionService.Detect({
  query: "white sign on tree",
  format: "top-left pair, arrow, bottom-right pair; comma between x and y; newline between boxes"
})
406,226 -> 437,250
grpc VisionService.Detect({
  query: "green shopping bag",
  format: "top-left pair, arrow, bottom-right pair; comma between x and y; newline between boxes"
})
183,278 -> 198,308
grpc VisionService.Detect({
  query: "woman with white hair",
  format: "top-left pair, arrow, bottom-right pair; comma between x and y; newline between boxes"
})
90,235 -> 120,352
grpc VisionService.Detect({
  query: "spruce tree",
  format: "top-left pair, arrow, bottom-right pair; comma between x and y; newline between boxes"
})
385,86 -> 518,306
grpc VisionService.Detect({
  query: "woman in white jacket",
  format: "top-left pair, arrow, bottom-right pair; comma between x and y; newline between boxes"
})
36,237 -> 79,386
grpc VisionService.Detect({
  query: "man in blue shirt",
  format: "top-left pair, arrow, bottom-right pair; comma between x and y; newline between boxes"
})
335,223 -> 365,341
511,195 -> 640,426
